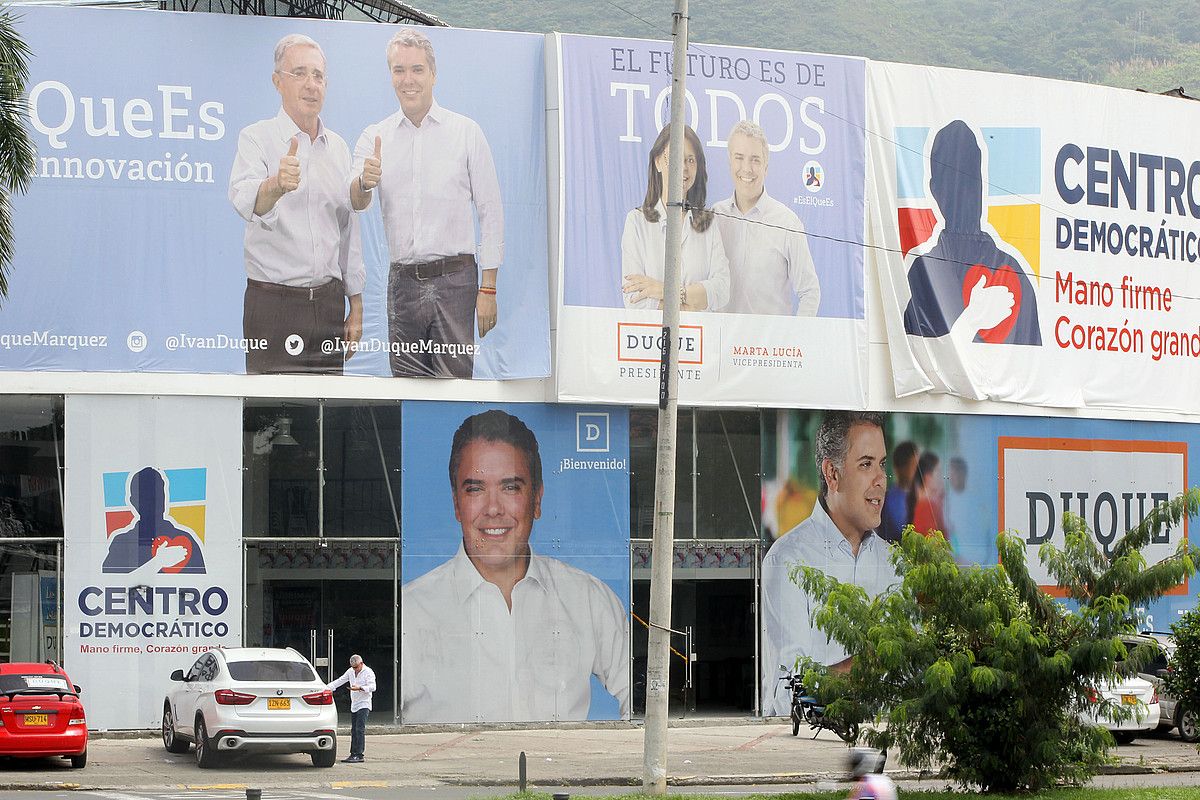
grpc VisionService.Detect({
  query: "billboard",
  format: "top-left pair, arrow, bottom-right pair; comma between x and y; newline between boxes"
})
399,401 -> 631,723
868,61 -> 1200,411
5,7 -> 548,380
554,34 -> 868,407
761,410 -> 1195,715
63,395 -> 243,730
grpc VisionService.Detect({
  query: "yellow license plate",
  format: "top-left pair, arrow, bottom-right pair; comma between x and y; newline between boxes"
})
24,714 -> 49,726
1121,694 -> 1139,705
267,698 -> 291,710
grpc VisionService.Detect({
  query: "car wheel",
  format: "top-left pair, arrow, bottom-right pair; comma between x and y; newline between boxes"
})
195,718 -> 219,768
1178,705 -> 1200,743
69,749 -> 87,769
311,745 -> 336,768
1113,730 -> 1138,745
162,705 -> 189,754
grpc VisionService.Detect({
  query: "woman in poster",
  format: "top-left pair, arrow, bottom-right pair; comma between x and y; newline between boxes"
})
909,451 -> 947,539
620,125 -> 730,312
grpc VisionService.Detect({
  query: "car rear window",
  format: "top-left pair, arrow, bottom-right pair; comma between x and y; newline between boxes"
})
226,660 -> 316,682
0,674 -> 72,694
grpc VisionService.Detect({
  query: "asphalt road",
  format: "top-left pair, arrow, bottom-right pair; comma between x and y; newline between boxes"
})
2,720 -> 1197,797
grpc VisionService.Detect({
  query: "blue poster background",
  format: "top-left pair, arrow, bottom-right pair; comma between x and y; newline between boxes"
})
764,411 -> 1200,626
4,7 -> 548,379
559,34 -> 866,318
401,400 -> 631,720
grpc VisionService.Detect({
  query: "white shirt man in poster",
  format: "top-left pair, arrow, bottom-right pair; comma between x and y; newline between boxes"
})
350,28 -> 504,379
401,410 -> 629,723
714,120 -> 820,316
760,411 -> 899,716
228,34 -> 364,375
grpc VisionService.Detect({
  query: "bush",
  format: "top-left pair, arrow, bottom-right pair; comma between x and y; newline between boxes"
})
793,490 -> 1200,792
1162,605 -> 1200,733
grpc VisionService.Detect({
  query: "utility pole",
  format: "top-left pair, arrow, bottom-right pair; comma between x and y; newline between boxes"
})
642,0 -> 688,793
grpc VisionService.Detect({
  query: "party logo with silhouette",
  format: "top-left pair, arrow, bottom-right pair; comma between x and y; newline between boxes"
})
101,466 -> 207,574
894,120 -> 1042,346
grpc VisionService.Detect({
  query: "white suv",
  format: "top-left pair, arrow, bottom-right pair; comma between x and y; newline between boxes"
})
162,647 -> 338,768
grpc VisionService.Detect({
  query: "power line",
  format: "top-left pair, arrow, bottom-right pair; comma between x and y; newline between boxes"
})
598,0 -> 1200,303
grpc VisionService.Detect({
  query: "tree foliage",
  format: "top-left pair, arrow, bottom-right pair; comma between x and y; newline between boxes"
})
792,489 -> 1200,793
0,9 -> 36,301
420,0 -> 1200,92
1162,605 -> 1200,731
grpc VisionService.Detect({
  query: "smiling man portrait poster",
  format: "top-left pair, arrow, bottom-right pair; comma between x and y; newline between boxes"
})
399,404 -> 631,723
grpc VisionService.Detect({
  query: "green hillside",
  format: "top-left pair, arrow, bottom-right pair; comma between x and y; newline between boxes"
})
417,0 -> 1200,93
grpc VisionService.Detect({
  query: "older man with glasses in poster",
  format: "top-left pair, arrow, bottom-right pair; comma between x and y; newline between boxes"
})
229,33 -> 364,375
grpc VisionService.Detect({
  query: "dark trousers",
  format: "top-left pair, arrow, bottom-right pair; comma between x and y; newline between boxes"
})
386,260 -> 477,378
350,708 -> 368,757
243,278 -> 344,375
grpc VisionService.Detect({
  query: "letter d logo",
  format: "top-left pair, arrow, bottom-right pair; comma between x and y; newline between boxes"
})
576,413 -> 610,453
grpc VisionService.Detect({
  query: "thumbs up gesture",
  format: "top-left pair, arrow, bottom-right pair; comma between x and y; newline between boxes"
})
277,136 -> 301,193
360,135 -> 382,191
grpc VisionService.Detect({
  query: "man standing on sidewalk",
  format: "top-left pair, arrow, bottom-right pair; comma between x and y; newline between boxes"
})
327,654 -> 375,763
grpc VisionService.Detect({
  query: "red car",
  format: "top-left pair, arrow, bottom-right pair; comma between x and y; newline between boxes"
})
0,662 -> 87,768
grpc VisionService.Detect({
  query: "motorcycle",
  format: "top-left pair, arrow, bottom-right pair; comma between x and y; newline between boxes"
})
780,672 -> 860,743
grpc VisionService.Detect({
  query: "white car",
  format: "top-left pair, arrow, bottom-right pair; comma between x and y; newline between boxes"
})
1080,675 -> 1160,745
1122,632 -> 1199,743
162,647 -> 338,768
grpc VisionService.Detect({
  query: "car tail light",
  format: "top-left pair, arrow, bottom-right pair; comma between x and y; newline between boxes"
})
69,718 -> 86,726
1085,687 -> 1099,704
302,690 -> 333,706
214,689 -> 256,706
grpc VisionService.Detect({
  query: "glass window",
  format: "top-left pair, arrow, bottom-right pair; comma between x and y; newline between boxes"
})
694,410 -> 761,539
226,659 -> 316,683
244,402 -> 320,537
321,403 -> 402,538
0,396 -> 64,538
0,541 -> 61,662
630,409 -> 761,539
629,408 -> 694,539
186,656 -> 206,682
244,401 -> 402,539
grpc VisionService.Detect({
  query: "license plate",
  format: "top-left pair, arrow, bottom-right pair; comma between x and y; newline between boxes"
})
1121,694 -> 1139,705
267,698 -> 291,710
24,714 -> 49,726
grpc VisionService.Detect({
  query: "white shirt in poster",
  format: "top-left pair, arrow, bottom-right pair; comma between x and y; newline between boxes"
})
401,545 -> 629,723
228,108 -> 365,295
714,192 -> 820,316
620,203 -> 731,311
760,499 -> 898,716
352,102 -> 504,269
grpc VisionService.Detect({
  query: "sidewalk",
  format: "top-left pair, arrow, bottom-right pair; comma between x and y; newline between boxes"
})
14,719 -> 1200,791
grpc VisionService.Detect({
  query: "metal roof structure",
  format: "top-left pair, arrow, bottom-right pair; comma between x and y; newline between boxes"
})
157,0 -> 447,25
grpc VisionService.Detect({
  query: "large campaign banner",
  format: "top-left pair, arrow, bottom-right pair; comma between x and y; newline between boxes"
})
761,409 -> 1194,714
554,34 -> 868,407
63,395 -> 242,730
868,61 -> 1200,411
5,7 -> 548,380
400,401 -> 630,723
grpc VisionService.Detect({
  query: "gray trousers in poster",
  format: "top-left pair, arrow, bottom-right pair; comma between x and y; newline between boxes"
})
386,257 -> 478,379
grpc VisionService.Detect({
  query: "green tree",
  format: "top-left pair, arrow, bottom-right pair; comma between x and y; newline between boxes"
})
793,489 -> 1200,793
1161,605 -> 1200,743
0,9 -> 36,301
